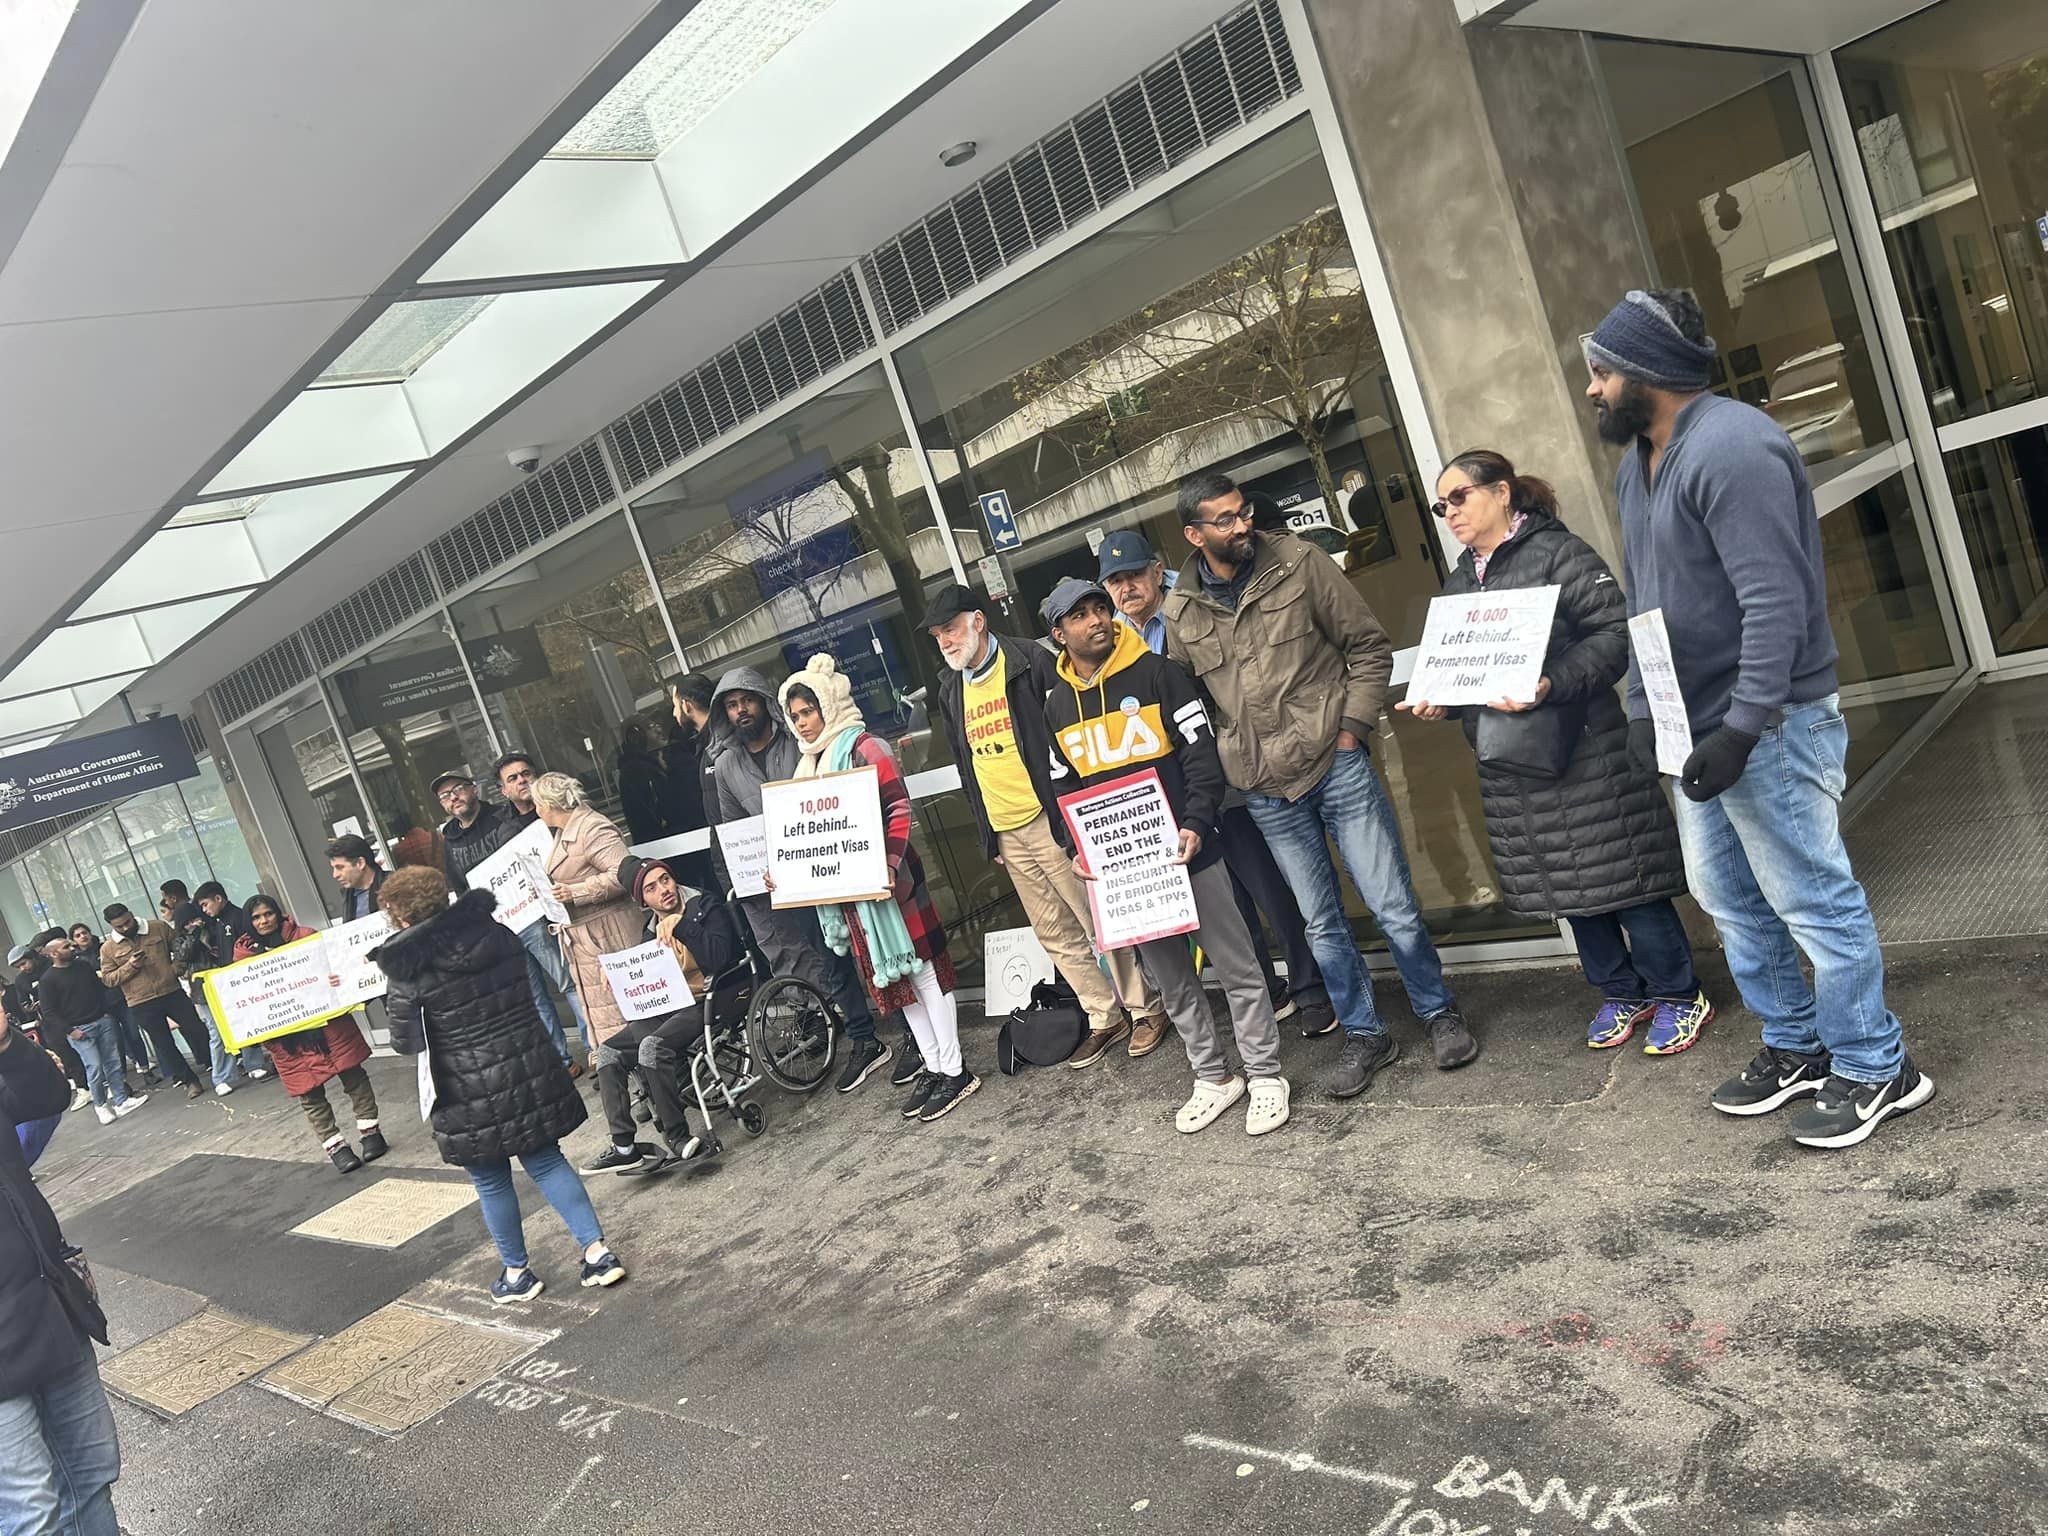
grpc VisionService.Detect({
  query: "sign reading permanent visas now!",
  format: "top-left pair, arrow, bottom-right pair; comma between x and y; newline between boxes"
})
1407,586 -> 1561,707
0,717 -> 199,837
761,766 -> 892,908
1057,768 -> 1199,951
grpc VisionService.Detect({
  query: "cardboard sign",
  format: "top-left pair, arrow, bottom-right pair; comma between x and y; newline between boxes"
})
761,765 -> 891,909
598,940 -> 696,1022
467,820 -> 566,932
324,913 -> 393,1011
203,936 -> 354,1051
1629,608 -> 1694,776
983,925 -> 1056,1020
1057,768 -> 1199,951
716,816 -> 770,899
1408,585 -> 1561,707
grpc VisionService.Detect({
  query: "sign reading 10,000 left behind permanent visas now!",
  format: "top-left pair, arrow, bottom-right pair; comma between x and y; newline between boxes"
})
0,716 -> 200,837
760,765 -> 892,909
1406,585 -> 1561,708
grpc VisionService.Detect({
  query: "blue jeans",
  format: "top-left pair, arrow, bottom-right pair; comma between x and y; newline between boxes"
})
0,1339 -> 121,1535
1672,696 -> 1901,1085
1245,745 -> 1453,1039
518,924 -> 585,1063
197,999 -> 265,1086
73,1018 -> 130,1108
465,1143 -> 603,1269
1565,899 -> 1697,1001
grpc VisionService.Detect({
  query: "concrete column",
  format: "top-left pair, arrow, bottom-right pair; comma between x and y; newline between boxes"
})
1296,0 -> 1647,575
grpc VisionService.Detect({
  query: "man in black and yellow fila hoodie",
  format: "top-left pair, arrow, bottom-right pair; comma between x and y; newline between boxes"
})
1041,578 -> 1291,1138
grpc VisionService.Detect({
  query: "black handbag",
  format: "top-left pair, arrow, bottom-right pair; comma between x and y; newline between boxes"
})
996,980 -> 1088,1075
1474,698 -> 1588,782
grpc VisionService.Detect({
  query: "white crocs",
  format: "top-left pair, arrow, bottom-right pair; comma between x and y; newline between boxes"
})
1245,1075 -> 1291,1136
1175,1076 -> 1245,1133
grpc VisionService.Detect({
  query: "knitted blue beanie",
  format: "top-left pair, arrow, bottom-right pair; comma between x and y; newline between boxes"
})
1584,290 -> 1717,390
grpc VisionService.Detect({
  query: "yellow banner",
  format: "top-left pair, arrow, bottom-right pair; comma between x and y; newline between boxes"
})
201,934 -> 357,1051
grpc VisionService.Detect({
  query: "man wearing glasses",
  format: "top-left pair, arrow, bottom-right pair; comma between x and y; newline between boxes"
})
1162,471 -> 1476,1100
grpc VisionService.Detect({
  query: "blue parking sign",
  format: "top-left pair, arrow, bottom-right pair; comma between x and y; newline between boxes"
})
978,489 -> 1021,551
2037,213 -> 2048,253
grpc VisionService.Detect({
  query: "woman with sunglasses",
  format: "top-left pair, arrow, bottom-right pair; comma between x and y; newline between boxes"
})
1397,449 -> 1712,1055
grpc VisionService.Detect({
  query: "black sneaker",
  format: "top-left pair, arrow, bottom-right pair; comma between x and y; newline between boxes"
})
1425,1007 -> 1479,1070
580,1250 -> 627,1289
1324,1033 -> 1399,1100
1270,984 -> 1299,1024
358,1128 -> 389,1162
835,1037 -> 891,1094
1788,1056 -> 1935,1149
580,1143 -> 655,1175
900,1072 -> 939,1119
1710,1046 -> 1831,1117
918,1071 -> 981,1122
889,1041 -> 925,1088
328,1142 -> 363,1175
1294,997 -> 1339,1038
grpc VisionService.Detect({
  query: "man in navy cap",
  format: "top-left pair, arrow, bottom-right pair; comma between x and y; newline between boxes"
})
1098,531 -> 1332,1036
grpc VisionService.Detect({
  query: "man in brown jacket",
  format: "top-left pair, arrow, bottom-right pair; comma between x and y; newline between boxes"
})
97,904 -> 209,1097
1163,471 -> 1475,1100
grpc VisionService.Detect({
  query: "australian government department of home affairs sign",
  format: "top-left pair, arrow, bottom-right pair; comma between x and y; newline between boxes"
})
0,716 -> 200,836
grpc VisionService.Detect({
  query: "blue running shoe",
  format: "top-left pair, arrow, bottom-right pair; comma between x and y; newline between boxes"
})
1587,999 -> 1652,1050
580,1251 -> 627,1289
490,1268 -> 544,1306
1643,992 -> 1715,1056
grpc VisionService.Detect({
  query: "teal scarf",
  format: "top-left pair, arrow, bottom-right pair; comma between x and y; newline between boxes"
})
814,727 -> 919,988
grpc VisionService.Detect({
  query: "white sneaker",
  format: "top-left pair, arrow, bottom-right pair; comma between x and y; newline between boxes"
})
93,1103 -> 115,1125
114,1095 -> 148,1117
1246,1076 -> 1291,1136
248,1068 -> 269,1080
1175,1076 -> 1245,1133
214,1081 -> 234,1096
68,1087 -> 91,1112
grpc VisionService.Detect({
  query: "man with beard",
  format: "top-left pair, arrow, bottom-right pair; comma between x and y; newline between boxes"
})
98,905 -> 210,1098
1587,286 -> 1928,1148
1162,473 -> 1474,1099
707,667 -> 895,1093
661,675 -> 717,892
924,585 -> 1169,1067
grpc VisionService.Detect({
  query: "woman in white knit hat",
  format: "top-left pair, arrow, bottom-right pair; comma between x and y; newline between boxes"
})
775,654 -> 978,1122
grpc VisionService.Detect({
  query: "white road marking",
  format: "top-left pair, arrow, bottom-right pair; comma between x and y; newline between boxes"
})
1183,1433 -> 1418,1493
535,1454 -> 603,1530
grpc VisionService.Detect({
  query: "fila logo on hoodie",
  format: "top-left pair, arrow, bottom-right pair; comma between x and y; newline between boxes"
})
1056,696 -> 1214,777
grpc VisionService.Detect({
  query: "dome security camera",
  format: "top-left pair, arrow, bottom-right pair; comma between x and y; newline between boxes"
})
507,446 -> 543,475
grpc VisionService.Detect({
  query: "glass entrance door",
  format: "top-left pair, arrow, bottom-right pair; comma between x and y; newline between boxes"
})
254,696 -> 376,921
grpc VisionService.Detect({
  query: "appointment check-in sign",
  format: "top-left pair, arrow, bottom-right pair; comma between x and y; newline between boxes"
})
761,765 -> 892,908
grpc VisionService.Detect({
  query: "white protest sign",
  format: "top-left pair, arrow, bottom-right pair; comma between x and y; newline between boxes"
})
598,939 -> 696,1022
715,816 -> 769,898
1057,769 -> 1199,951
203,936 -> 349,1051
761,765 -> 891,909
467,820 -> 565,932
1407,585 -> 1561,707
418,1049 -> 436,1121
983,925 -> 1056,1020
323,912 -> 392,1010
1629,608 -> 1694,776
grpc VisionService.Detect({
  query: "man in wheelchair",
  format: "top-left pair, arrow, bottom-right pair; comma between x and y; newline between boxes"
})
578,858 -> 738,1177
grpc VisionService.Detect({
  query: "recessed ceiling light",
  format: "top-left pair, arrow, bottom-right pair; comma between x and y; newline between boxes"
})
939,141 -> 978,168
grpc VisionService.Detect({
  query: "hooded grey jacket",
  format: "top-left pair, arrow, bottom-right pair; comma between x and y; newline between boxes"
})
709,666 -> 799,821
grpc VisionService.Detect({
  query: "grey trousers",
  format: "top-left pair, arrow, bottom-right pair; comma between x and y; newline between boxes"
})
1134,857 -> 1282,1082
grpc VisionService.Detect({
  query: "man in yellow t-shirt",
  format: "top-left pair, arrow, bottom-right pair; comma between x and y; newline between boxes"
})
927,585 -> 1167,1066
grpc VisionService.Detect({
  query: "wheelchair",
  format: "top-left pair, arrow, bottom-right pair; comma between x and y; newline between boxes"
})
631,889 -> 844,1143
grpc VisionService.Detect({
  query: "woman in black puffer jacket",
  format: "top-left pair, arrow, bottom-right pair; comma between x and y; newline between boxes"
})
1398,449 -> 1712,1056
373,868 -> 627,1306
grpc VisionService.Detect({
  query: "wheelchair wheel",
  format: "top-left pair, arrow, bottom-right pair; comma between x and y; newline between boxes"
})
749,975 -> 839,1093
737,1100 -> 766,1137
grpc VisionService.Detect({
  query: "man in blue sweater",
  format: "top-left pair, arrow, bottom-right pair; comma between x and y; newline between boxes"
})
1588,287 -> 1931,1150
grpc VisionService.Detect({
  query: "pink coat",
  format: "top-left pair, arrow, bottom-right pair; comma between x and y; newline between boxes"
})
542,806 -> 642,1046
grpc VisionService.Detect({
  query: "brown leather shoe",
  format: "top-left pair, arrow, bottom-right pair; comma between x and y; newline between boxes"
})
1069,1018 -> 1132,1069
1127,1014 -> 1172,1058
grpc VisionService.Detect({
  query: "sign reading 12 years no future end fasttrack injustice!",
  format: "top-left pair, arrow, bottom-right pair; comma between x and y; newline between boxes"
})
761,765 -> 892,909
1407,585 -> 1561,707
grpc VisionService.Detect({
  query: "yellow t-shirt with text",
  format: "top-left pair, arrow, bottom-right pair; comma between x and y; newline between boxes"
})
961,652 -> 1043,834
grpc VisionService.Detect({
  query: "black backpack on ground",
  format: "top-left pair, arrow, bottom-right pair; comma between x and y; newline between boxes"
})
996,978 -> 1088,1075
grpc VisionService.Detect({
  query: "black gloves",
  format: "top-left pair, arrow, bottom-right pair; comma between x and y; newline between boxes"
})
1680,725 -> 1759,803
1626,717 -> 1659,779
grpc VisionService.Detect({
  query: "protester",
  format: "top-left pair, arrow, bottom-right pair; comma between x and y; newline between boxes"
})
374,866 -> 625,1303
1586,286 -> 1931,1147
327,834 -> 388,922
1,1007 -> 123,1534
97,904 -> 210,1098
1097,531 -> 1331,1034
617,718 -> 669,847
390,824 -> 447,871
1041,582 -> 1291,1134
474,755 -> 591,1066
36,936 -> 146,1127
1163,472 -> 1474,1098
534,772 -> 645,1075
68,924 -> 152,1084
1397,449 -> 1711,1052
173,899 -> 261,1094
924,584 -> 1170,1067
579,857 -> 736,1174
663,674 -> 717,891
189,884 -> 269,1083
707,667 -> 900,1092
234,895 -> 386,1173
778,655 -> 979,1122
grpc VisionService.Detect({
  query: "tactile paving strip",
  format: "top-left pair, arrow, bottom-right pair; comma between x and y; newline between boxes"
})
101,1309 -> 310,1417
260,1301 -> 450,1408
324,1316 -> 539,1435
289,1177 -> 479,1249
